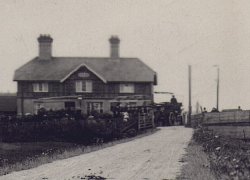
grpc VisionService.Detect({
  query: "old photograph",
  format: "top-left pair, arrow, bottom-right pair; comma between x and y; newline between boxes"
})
0,0 -> 250,179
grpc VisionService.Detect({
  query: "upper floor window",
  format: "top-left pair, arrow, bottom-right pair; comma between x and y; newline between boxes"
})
78,72 -> 90,78
33,83 -> 48,92
120,83 -> 134,93
76,80 -> 92,92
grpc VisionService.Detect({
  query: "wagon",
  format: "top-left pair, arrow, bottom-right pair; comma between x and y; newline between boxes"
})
153,102 -> 183,126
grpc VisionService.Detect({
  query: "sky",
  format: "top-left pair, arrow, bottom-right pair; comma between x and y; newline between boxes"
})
0,0 -> 250,111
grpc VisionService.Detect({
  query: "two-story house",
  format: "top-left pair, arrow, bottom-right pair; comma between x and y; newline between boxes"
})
14,35 -> 157,115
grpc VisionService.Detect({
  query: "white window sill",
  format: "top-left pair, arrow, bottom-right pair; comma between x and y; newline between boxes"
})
33,91 -> 49,93
76,91 -> 92,93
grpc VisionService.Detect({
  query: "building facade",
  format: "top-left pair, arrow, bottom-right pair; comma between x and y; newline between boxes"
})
14,35 -> 157,115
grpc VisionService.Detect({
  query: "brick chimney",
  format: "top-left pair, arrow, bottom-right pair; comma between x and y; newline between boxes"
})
37,34 -> 53,60
109,36 -> 120,58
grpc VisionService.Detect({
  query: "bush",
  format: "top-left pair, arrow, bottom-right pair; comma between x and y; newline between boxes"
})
0,118 -> 87,142
194,127 -> 250,179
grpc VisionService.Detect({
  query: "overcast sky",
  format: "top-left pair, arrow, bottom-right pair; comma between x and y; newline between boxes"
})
0,0 -> 250,111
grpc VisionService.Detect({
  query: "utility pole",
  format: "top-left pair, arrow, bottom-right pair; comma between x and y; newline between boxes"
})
216,67 -> 220,111
21,83 -> 24,116
213,65 -> 220,111
188,65 -> 192,126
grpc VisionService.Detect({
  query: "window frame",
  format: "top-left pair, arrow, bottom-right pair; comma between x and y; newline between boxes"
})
33,83 -> 48,92
75,80 -> 93,93
119,83 -> 135,93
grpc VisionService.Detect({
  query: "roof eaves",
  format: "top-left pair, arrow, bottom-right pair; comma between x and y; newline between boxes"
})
13,57 -> 39,81
135,58 -> 156,73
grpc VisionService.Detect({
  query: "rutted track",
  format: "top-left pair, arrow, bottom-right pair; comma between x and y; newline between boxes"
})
1,127 -> 193,180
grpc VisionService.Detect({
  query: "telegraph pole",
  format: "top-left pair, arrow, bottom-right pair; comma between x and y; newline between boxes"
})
21,83 -> 24,116
213,65 -> 220,111
188,65 -> 192,126
216,66 -> 220,111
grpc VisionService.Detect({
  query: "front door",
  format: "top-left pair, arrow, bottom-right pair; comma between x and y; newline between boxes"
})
87,102 -> 103,115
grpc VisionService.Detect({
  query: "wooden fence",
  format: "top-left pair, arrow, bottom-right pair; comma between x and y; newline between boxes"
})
191,110 -> 250,139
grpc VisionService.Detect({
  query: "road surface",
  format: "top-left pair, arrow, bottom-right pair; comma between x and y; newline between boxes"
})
1,127 -> 193,180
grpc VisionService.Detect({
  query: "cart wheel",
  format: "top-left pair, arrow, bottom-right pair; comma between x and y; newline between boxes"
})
169,113 -> 176,126
177,115 -> 183,125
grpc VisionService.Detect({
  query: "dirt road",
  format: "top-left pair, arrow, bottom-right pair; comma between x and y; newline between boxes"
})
1,127 -> 193,180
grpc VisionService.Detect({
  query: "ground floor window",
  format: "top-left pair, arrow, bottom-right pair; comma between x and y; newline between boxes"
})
87,102 -> 103,115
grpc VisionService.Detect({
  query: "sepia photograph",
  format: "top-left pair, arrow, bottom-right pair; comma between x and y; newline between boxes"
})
0,0 -> 250,179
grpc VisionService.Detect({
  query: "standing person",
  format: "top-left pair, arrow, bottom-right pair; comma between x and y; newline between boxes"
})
170,95 -> 177,104
202,107 -> 207,117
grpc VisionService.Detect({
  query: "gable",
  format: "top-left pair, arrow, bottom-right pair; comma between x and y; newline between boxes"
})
60,64 -> 107,83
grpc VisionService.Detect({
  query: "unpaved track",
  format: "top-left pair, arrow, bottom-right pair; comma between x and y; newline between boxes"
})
1,127 -> 193,180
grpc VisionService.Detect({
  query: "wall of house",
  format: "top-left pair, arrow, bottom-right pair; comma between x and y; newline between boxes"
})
64,66 -> 105,95
17,98 -> 35,115
17,81 -> 65,98
16,67 -> 154,115
17,67 -> 153,99
34,100 -> 72,112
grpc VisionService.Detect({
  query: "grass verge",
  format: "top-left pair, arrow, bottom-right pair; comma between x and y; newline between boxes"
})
0,128 -> 157,176
178,127 -> 250,180
194,127 -> 250,179
176,139 -> 217,180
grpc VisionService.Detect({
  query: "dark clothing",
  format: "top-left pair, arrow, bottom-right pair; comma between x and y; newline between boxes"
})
170,97 -> 177,104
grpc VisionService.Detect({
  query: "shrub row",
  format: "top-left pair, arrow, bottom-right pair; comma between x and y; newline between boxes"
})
194,127 -> 250,179
0,119 -> 94,143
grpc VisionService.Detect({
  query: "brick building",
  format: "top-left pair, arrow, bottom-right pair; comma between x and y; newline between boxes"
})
14,35 -> 157,115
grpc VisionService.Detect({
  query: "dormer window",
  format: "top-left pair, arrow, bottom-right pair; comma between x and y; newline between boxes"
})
76,80 -> 92,92
33,83 -> 48,92
120,83 -> 134,93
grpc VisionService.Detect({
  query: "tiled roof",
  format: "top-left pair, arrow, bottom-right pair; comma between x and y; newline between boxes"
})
14,57 -> 157,83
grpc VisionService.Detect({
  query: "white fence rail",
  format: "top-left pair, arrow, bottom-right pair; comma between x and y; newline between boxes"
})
191,110 -> 250,139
